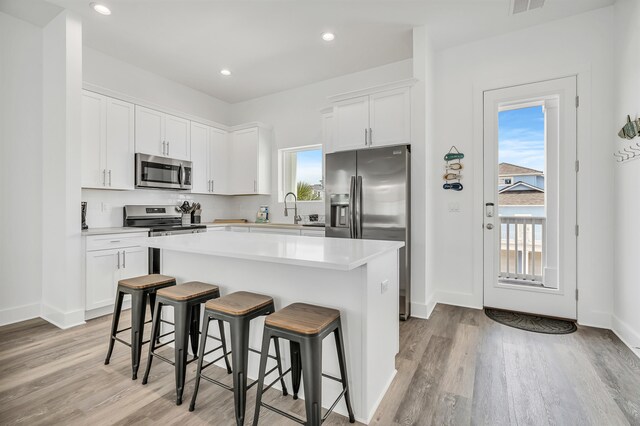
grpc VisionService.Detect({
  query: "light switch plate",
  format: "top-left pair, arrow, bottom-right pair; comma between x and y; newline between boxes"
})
381,279 -> 389,294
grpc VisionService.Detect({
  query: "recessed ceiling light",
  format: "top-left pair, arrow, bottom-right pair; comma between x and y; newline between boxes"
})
220,69 -> 231,76
321,32 -> 335,42
91,3 -> 111,15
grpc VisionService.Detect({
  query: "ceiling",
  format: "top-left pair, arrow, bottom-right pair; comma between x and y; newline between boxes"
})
1,0 -> 614,103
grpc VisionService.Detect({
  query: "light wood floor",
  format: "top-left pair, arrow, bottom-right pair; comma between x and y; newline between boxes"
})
1,304 -> 639,425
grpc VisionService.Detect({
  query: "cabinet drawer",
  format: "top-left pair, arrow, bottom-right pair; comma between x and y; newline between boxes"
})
86,232 -> 148,251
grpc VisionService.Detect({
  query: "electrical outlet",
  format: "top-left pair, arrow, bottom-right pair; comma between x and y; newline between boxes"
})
381,279 -> 389,294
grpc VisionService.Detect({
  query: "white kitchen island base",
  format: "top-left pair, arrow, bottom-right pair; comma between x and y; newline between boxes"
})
140,230 -> 402,424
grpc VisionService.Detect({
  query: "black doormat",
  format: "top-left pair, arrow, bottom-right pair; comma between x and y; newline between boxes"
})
485,308 -> 577,334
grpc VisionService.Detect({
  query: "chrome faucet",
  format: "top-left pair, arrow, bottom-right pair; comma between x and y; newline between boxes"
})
284,192 -> 302,224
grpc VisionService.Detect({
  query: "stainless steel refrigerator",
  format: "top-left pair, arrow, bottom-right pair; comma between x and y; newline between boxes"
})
325,145 -> 411,320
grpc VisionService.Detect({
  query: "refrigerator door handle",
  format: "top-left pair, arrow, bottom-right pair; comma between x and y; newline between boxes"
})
355,175 -> 363,239
349,176 -> 356,238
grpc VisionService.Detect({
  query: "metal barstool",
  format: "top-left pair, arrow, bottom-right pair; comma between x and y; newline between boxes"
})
104,274 -> 176,380
189,291 -> 288,426
141,281 -> 231,405
252,303 -> 356,426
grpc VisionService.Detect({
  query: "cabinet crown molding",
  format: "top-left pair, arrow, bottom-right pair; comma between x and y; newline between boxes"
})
327,78 -> 418,103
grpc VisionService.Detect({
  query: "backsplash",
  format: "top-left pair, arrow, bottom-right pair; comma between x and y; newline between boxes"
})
81,189 -> 231,228
82,189 -> 325,228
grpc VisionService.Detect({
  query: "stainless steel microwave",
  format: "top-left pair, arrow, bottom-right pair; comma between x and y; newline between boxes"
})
135,153 -> 192,190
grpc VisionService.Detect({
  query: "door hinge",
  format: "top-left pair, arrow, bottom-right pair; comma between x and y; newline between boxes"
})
576,289 -> 579,301
575,160 -> 580,172
575,225 -> 579,236
575,96 -> 580,108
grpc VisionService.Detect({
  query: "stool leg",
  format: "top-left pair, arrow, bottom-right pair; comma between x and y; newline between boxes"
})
251,328 -> 272,426
142,300 -> 162,385
300,338 -> 323,426
104,289 -> 125,365
230,317 -> 250,426
334,323 -> 355,423
218,320 -> 232,374
190,304 -> 201,356
289,341 -> 302,399
189,313 -> 211,412
272,337 -> 288,396
130,290 -> 148,380
174,302 -> 192,405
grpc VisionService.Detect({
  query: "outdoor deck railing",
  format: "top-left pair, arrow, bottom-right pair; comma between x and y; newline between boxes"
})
499,216 -> 545,283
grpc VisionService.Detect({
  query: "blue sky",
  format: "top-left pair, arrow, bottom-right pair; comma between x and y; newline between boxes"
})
296,149 -> 323,185
498,106 -> 545,172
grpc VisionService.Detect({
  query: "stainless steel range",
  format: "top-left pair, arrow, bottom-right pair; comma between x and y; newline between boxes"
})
124,205 -> 207,273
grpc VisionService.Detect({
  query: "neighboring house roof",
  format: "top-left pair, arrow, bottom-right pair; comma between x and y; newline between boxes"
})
499,181 -> 543,193
499,180 -> 544,206
499,162 -> 543,176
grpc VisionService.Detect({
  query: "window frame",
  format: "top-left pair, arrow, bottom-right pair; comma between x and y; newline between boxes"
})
278,144 -> 324,203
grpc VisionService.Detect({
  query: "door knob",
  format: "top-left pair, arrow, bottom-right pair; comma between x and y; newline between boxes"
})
486,223 -> 494,230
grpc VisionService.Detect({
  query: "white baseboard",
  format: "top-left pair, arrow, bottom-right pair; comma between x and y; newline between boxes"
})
361,369 -> 397,425
410,294 -> 437,319
0,303 -> 41,326
577,310 -> 612,330
612,315 -> 640,359
85,300 -> 131,320
41,303 -> 86,329
436,291 -> 482,310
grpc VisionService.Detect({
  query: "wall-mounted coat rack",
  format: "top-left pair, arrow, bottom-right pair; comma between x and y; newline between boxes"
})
614,142 -> 640,163
614,115 -> 640,163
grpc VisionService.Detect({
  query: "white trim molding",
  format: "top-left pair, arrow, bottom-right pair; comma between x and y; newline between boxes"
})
41,304 -> 86,330
327,78 -> 418,103
612,315 -> 640,359
0,303 -> 41,327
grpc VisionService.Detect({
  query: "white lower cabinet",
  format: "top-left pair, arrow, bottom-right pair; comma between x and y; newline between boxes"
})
85,235 -> 148,317
249,227 -> 301,236
300,229 -> 325,237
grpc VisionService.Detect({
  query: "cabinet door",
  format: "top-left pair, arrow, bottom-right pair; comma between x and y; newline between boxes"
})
164,114 -> 191,160
190,122 -> 210,194
105,98 -> 135,190
81,91 -> 106,188
86,249 -> 119,311
333,96 -> 369,152
210,127 -> 229,194
368,87 -> 411,147
230,128 -> 259,194
135,106 -> 164,157
322,112 -> 334,153
120,246 -> 148,280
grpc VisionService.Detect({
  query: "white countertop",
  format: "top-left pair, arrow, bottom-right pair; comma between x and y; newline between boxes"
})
136,231 -> 403,271
82,227 -> 150,236
204,222 -> 325,230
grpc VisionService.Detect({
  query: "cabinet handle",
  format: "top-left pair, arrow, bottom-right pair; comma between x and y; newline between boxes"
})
369,127 -> 373,146
212,180 -> 214,192
117,251 -> 120,269
108,170 -> 112,186
162,140 -> 166,155
167,141 -> 170,156
122,250 -> 126,268
364,128 -> 368,146
102,169 -> 106,186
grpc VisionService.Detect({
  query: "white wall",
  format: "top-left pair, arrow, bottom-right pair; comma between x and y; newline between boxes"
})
0,12 -> 43,325
612,0 -> 640,356
41,11 -> 85,329
83,47 -> 230,125
432,7 -> 615,327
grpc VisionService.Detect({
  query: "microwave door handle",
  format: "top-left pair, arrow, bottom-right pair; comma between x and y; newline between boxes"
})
178,164 -> 183,187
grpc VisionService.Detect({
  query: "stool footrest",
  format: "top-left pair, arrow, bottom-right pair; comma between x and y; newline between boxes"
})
250,367 -> 291,391
151,351 -> 198,367
113,336 -> 132,347
322,387 -> 347,423
200,374 -> 233,391
322,373 -> 342,383
260,402 -> 305,425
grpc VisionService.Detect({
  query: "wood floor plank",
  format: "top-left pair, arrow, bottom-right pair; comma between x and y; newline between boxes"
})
2,304 -> 640,426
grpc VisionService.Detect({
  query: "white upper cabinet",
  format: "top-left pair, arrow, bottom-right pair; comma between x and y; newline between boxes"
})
135,105 -> 191,160
229,127 -> 271,195
81,91 -> 134,190
190,121 -> 210,194
333,96 -> 370,152
368,87 -> 411,147
210,127 -> 229,194
329,84 -> 411,153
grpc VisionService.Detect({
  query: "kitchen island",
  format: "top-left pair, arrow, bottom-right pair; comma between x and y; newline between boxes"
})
137,231 -> 403,424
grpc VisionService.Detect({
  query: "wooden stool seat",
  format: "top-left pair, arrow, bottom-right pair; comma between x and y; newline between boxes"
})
118,274 -> 176,290
205,291 -> 273,316
156,281 -> 220,301
265,303 -> 340,335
